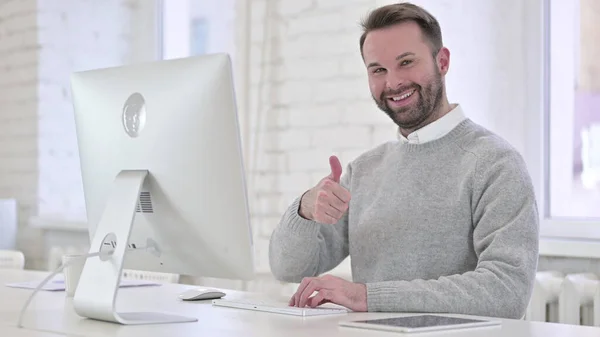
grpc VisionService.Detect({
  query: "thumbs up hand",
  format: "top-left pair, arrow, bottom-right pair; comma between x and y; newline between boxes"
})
299,156 -> 351,224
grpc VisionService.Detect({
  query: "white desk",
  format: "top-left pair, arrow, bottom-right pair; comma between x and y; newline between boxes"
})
1,325 -> 71,337
1,270 -> 599,337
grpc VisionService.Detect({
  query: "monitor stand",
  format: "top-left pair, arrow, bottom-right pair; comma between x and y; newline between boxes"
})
73,170 -> 198,325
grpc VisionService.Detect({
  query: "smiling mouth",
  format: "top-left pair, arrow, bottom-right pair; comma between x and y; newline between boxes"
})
387,89 -> 416,102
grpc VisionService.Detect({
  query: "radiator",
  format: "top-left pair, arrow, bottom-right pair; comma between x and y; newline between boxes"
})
525,271 -> 600,326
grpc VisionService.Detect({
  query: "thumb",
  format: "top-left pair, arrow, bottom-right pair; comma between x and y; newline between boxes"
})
328,155 -> 343,183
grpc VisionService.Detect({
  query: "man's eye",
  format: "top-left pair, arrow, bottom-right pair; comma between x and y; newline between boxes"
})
401,60 -> 413,66
373,68 -> 385,73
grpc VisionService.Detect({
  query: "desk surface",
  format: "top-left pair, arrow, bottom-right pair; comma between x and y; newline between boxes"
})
1,270 -> 599,337
1,326 -> 69,337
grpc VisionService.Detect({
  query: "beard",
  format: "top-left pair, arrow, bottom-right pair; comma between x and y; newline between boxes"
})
373,67 -> 444,130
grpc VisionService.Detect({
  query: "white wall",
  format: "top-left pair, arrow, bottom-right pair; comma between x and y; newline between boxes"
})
0,0 -> 159,268
37,0 -> 158,222
0,0 -> 41,265
240,0 -> 534,293
0,0 -> 539,290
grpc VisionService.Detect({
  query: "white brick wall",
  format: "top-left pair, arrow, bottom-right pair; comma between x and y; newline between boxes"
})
0,0 -> 157,269
242,0 -> 532,293
0,0 -> 43,268
0,0 -> 534,294
37,0 -> 158,222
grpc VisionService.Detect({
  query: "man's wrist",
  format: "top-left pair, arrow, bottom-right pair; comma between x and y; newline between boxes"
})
297,190 -> 312,219
355,282 -> 368,312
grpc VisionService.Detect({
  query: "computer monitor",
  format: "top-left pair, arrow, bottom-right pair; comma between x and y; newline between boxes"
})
69,53 -> 255,325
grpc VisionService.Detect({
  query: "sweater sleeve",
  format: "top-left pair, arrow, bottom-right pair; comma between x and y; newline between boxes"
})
268,164 -> 352,283
365,149 -> 539,319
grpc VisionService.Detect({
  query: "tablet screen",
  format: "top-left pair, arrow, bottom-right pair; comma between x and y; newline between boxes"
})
353,315 -> 491,329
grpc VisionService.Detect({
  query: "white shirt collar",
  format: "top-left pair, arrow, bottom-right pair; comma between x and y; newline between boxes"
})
397,104 -> 466,144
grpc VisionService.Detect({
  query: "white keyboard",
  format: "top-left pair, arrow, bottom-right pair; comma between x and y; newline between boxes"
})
211,299 -> 348,317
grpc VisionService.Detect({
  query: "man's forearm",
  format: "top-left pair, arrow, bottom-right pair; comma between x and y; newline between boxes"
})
366,261 -> 534,319
269,197 -> 322,283
269,197 -> 349,283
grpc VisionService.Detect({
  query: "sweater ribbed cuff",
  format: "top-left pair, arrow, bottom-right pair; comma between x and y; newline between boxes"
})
280,196 -> 321,237
366,282 -> 398,312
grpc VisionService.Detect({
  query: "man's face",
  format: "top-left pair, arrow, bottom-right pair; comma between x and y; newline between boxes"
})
362,22 -> 449,131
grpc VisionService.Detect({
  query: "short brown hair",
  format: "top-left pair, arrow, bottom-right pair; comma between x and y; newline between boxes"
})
359,2 -> 443,57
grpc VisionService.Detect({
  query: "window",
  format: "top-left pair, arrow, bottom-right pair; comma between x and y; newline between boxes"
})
159,0 -> 236,60
548,0 -> 600,220
158,0 -> 249,168
535,0 -> 600,242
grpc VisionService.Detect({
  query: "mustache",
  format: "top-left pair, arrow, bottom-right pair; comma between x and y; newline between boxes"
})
380,85 -> 420,99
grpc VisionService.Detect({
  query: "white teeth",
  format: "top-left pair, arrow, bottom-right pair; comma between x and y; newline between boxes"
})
391,90 -> 414,101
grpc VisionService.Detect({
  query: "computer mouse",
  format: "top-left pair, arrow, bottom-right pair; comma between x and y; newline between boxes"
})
178,288 -> 226,301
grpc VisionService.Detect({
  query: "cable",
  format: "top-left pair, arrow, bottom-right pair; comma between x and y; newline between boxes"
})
16,250 -> 110,328
16,243 -> 154,329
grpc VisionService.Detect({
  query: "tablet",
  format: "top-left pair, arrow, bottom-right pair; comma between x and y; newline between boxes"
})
339,314 -> 501,333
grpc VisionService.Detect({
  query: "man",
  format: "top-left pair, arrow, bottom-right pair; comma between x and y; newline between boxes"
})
268,2 -> 539,319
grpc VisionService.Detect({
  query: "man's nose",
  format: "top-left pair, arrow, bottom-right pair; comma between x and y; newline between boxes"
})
386,71 -> 405,90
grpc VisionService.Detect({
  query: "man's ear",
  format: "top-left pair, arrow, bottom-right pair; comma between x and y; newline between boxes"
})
437,47 -> 450,76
